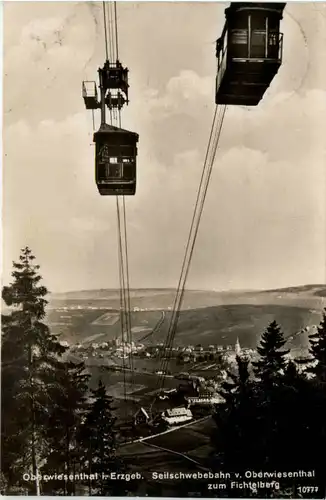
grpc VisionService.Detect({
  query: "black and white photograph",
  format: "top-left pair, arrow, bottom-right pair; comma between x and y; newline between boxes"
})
1,1 -> 326,497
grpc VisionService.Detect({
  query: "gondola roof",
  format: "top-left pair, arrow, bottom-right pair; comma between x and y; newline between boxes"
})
225,2 -> 286,16
94,123 -> 139,140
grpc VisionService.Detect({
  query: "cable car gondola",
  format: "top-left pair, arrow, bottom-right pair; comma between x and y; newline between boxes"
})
94,123 -> 139,196
215,2 -> 286,106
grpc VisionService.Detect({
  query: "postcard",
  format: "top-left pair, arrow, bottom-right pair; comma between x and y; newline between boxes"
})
2,1 -> 326,498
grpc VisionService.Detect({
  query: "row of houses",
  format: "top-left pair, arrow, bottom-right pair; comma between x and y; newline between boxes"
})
134,390 -> 224,428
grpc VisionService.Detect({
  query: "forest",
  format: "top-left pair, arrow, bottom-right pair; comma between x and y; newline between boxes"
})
1,247 -> 325,497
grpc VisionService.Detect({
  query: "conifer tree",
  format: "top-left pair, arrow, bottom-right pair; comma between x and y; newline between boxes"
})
79,380 -> 128,495
218,354 -> 251,403
301,310 -> 326,494
212,318 -> 326,497
212,355 -> 260,472
1,247 -> 66,493
252,320 -> 289,382
307,309 -> 326,382
41,361 -> 90,495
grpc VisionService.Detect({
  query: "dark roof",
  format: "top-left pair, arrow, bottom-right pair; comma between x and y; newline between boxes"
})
94,123 -> 139,139
226,2 -> 286,17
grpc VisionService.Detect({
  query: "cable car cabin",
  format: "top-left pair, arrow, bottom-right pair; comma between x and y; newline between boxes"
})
94,124 -> 139,196
215,2 -> 286,106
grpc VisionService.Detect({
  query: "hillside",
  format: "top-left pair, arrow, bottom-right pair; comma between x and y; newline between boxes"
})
48,284 -> 326,310
149,304 -> 322,349
47,303 -> 323,351
44,284 -> 326,350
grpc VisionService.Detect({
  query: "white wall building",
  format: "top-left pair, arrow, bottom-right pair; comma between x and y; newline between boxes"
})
161,407 -> 193,425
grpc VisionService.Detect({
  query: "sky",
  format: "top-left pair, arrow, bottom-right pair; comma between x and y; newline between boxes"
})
2,1 -> 326,293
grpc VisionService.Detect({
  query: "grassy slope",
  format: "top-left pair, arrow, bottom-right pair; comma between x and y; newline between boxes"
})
47,309 -> 163,344
48,284 -> 326,310
153,304 -> 322,349
48,285 -> 325,482
47,285 -> 326,349
48,303 -> 321,348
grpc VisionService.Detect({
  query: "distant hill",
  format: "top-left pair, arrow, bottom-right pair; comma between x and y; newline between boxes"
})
47,305 -> 325,353
159,304 -> 322,349
48,284 -> 326,311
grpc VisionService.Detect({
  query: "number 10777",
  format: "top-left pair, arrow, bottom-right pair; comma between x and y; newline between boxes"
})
297,486 -> 319,494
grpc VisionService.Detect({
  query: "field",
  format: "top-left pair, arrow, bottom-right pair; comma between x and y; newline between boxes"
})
49,284 -> 326,310
91,312 -> 119,326
47,309 -> 163,344
47,304 -> 324,352
83,365 -> 183,424
147,417 -> 214,453
48,285 -> 326,402
86,366 -> 179,396
42,285 -> 326,495
47,285 -> 326,348
46,285 -> 326,397
138,304 -> 324,350
154,303 -> 324,348
117,417 -> 216,495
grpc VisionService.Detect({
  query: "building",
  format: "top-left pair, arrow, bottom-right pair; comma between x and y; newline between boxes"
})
161,407 -> 193,426
134,407 -> 150,426
186,392 -> 224,406
235,337 -> 241,356
59,340 -> 69,348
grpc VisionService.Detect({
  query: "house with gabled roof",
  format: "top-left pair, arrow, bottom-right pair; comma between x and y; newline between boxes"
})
161,406 -> 193,426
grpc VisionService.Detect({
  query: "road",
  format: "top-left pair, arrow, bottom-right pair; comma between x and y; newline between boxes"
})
118,415 -> 214,475
121,415 -> 211,447
140,311 -> 166,342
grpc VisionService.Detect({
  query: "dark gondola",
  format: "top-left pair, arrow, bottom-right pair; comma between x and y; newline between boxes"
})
94,123 -> 139,196
215,2 -> 286,106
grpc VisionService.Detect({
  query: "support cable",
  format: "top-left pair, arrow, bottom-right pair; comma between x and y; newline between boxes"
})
102,1 -> 130,403
155,106 -> 221,377
102,0 -> 135,404
158,104 -> 227,391
108,1 -> 115,61
114,2 -> 119,60
116,195 -> 128,402
102,1 -> 109,60
155,106 -> 221,372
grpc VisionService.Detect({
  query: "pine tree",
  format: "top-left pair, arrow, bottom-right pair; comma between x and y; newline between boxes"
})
250,322 -> 292,470
212,355 -> 261,473
1,247 -> 66,493
41,361 -> 90,495
306,309 -> 326,382
79,380 -> 128,495
212,318 -> 326,496
252,320 -> 289,383
302,310 -> 326,494
218,354 -> 251,403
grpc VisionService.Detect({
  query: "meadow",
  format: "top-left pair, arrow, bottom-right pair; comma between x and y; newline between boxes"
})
48,303 -> 323,352
49,284 -> 326,310
47,308 -> 163,344
47,285 -> 326,350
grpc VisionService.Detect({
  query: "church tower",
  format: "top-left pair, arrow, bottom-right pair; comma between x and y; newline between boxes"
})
235,337 -> 241,356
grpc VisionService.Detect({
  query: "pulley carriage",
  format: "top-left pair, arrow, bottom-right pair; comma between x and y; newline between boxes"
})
215,2 -> 286,106
101,60 -> 129,101
82,59 -> 138,196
